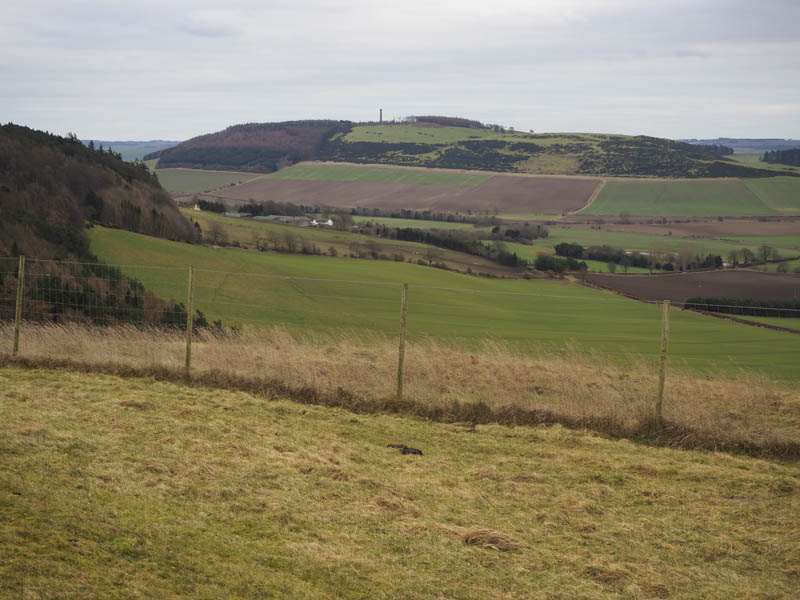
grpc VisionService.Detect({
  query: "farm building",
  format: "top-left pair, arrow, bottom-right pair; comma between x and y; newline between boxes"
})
253,215 -> 312,226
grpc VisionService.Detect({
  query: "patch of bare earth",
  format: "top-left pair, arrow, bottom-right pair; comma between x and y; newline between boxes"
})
214,175 -> 597,214
583,269 -> 800,302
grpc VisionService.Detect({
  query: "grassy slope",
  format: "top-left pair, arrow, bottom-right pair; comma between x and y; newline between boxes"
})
353,215 -> 490,231
731,153 -> 800,175
498,241 -> 652,274
182,209 -> 504,273
156,168 -> 263,195
733,315 -> 800,331
265,163 -> 491,186
2,367 -> 798,599
517,226 -> 772,257
742,177 -> 800,215
89,227 -> 800,381
585,180 -> 776,216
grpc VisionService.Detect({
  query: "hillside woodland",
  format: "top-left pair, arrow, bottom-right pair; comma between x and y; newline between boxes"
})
0,124 -> 199,326
148,120 -> 351,173
147,118 -> 796,178
762,148 -> 800,167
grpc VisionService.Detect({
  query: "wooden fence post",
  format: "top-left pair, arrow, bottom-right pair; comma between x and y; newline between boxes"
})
185,266 -> 194,376
397,283 -> 408,400
656,299 -> 670,428
12,255 -> 25,355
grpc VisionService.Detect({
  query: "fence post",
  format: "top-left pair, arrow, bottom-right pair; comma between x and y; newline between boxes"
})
656,299 -> 670,428
12,255 -> 25,355
396,283 -> 408,400
185,266 -> 194,376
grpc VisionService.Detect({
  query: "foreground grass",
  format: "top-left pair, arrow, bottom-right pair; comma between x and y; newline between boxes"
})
1,365 -> 798,599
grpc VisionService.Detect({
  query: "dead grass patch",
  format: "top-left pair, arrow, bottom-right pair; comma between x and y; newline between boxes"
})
1,322 -> 798,459
462,529 -> 527,552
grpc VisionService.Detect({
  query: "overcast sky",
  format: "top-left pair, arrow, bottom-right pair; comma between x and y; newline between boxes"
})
2,0 -> 798,141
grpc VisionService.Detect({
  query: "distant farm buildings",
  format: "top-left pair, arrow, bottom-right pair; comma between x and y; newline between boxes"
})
218,213 -> 334,227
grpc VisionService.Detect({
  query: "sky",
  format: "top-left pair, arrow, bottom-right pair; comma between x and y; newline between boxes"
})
2,0 -> 799,141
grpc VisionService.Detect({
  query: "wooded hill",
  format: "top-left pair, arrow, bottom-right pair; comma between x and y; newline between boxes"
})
145,118 -> 796,178
0,124 -> 199,327
0,123 -> 195,260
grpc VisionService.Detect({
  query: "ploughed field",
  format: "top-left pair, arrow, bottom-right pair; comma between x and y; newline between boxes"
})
583,270 -> 800,303
215,168 -> 599,214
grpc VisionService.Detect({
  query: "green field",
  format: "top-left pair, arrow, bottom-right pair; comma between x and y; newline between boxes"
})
526,226 -> 767,258
354,217 -> 774,258
732,153 -> 800,176
344,125 -> 617,148
743,177 -> 800,215
726,235 -> 800,250
89,227 -> 800,380
155,168 -> 263,195
183,210 -> 502,273
585,180 -> 776,216
732,315 -> 800,331
496,241 -> 651,274
353,216 -> 489,231
266,163 -> 491,186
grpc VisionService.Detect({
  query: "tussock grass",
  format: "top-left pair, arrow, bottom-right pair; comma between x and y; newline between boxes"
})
2,322 -> 798,459
1,366 -> 798,598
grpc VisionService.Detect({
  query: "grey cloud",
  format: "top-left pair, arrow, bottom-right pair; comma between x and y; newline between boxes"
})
1,0 -> 797,139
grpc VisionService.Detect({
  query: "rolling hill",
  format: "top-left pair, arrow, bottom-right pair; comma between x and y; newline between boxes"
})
0,124 -> 194,260
146,117 -> 795,178
0,124 -> 198,327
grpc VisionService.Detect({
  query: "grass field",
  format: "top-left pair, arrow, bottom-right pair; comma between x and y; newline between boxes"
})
182,209 -> 504,274
156,168 -> 263,195
524,226 -> 768,258
2,366 -> 798,598
265,163 -> 491,186
732,153 -> 800,176
585,180 -> 776,216
344,125 -> 617,148
88,227 -> 800,381
732,315 -> 800,331
742,177 -> 800,215
353,215 -> 490,231
726,235 -> 800,250
495,242 -> 653,274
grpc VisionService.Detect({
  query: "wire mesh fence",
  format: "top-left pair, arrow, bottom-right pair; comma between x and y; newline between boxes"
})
1,256 -> 799,383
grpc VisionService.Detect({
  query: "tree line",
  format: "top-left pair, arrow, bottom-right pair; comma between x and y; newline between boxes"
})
761,149 -> 800,166
684,297 -> 800,318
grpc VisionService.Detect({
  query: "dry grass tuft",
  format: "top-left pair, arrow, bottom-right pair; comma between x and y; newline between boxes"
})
2,322 -> 799,459
462,529 -> 526,552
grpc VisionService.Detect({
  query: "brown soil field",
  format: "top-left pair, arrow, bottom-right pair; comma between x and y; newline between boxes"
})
213,175 -> 598,214
583,269 -> 800,302
561,217 -> 800,238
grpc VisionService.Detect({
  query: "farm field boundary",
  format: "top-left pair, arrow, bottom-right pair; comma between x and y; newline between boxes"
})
2,253 -> 799,458
3,250 -> 800,383
586,179 -> 776,216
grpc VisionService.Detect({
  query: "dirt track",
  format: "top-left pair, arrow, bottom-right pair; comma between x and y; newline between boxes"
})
583,270 -> 800,302
213,175 -> 597,214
